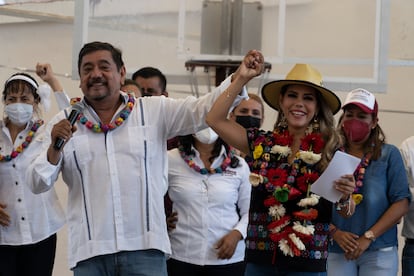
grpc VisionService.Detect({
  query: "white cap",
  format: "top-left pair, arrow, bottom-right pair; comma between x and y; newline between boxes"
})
343,88 -> 378,115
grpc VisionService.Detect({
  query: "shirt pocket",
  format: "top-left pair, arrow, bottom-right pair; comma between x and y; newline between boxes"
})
127,125 -> 155,160
69,134 -> 92,166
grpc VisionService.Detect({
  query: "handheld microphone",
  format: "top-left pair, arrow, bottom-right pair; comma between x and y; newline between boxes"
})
53,103 -> 84,150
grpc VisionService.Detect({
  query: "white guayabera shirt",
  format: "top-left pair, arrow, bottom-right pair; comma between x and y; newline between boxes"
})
27,75 -> 247,269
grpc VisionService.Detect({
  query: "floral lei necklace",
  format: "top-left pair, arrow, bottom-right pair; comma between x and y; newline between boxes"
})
248,129 -> 324,257
0,119 -> 43,162
178,145 -> 234,175
77,95 -> 135,133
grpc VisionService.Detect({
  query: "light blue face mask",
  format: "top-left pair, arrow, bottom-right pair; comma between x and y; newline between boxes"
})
5,103 -> 33,126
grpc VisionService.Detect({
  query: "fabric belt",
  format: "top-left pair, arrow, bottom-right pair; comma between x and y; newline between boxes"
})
406,238 -> 414,244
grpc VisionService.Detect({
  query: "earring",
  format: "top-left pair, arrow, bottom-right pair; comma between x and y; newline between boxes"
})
312,116 -> 320,132
277,113 -> 288,129
307,115 -> 320,134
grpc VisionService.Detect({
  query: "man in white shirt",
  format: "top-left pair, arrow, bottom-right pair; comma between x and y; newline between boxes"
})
27,41 -> 264,276
400,136 -> 414,276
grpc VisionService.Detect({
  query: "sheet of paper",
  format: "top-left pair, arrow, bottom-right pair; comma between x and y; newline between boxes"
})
311,151 -> 360,203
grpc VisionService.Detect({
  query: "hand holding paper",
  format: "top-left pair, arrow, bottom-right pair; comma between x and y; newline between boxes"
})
311,151 -> 360,203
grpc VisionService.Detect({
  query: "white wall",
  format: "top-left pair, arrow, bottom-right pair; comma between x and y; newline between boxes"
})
0,1 -> 413,275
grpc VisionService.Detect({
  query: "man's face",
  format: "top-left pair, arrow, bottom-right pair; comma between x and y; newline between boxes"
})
79,50 -> 126,102
135,76 -> 165,97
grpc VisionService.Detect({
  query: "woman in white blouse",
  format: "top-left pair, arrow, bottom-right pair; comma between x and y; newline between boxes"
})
167,127 -> 252,276
0,72 -> 67,276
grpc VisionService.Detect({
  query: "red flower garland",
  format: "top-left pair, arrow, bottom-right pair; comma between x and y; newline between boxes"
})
249,130 -> 325,257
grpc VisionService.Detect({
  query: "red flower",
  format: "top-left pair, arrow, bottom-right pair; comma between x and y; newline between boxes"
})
287,237 -> 302,256
293,208 -> 318,221
267,215 -> 291,231
268,224 -> 292,242
253,136 -> 266,146
264,196 -> 279,207
296,172 -> 320,193
267,168 -> 288,187
288,187 -> 302,200
273,130 -> 293,146
301,133 -> 324,153
293,230 -> 313,243
269,231 -> 287,242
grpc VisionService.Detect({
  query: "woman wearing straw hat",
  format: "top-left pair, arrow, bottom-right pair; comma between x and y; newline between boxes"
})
328,88 -> 410,276
206,55 -> 356,275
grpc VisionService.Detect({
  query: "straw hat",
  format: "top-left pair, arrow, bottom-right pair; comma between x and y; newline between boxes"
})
261,64 -> 341,114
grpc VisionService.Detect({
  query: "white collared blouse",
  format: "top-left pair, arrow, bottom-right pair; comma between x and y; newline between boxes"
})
0,119 -> 65,245
167,145 -> 251,265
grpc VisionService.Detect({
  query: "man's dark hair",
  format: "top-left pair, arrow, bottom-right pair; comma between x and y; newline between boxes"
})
132,67 -> 167,92
78,41 -> 124,75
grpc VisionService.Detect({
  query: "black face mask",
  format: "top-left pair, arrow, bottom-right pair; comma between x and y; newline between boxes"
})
235,115 -> 261,129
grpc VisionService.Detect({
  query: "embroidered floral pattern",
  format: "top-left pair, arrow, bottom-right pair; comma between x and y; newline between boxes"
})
246,129 -> 325,257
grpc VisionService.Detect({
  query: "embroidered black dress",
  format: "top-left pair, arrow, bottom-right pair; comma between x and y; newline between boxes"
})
245,129 -> 333,272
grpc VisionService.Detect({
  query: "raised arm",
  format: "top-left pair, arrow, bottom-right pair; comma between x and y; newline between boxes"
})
36,62 -> 70,109
36,63 -> 63,92
206,50 -> 264,154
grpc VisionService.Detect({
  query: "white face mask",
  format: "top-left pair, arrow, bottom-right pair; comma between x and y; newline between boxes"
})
5,103 -> 33,126
193,127 -> 219,144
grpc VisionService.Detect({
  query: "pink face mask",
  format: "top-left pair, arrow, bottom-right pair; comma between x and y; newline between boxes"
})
342,119 -> 371,143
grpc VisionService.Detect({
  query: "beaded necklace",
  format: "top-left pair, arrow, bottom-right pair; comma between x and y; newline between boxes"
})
354,152 -> 371,191
351,151 -> 372,204
178,145 -> 233,175
0,119 -> 43,162
77,95 -> 135,133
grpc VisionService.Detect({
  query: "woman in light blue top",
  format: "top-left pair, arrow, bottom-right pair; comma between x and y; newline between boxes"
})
328,88 -> 411,276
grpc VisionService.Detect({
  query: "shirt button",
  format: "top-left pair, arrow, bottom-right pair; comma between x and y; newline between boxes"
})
15,182 -> 18,185
12,164 -> 16,168
17,198 -> 21,202
21,217 -> 25,221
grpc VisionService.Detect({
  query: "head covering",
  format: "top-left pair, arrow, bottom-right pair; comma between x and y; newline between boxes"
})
4,73 -> 52,113
261,64 -> 341,114
6,74 -> 38,90
343,88 -> 378,116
